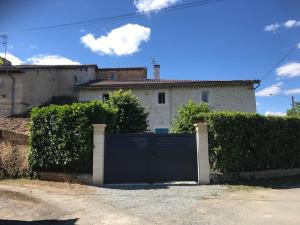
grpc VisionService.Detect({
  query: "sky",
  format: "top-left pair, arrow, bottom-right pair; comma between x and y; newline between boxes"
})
0,0 -> 300,115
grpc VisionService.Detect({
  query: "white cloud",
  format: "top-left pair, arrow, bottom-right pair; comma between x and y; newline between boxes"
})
264,23 -> 280,32
256,82 -> 283,97
265,111 -> 287,116
26,55 -> 80,65
285,88 -> 300,95
283,20 -> 300,28
0,52 -> 24,65
1,53 -> 80,65
80,29 -> 86,33
134,0 -> 179,13
80,23 -> 151,56
265,19 -> 300,32
297,43 -> 300,49
276,62 -> 300,78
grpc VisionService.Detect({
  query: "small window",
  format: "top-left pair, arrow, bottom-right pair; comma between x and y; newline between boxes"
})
202,91 -> 209,103
158,92 -> 165,104
102,93 -> 109,101
155,128 -> 169,134
109,72 -> 116,80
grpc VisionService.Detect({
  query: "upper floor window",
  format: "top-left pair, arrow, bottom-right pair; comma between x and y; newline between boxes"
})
202,91 -> 209,103
158,92 -> 165,104
102,93 -> 109,101
109,72 -> 116,80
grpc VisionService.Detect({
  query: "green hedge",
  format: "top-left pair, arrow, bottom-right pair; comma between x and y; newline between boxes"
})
29,101 -> 116,173
175,112 -> 300,173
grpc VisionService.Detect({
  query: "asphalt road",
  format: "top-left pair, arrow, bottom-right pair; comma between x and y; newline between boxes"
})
0,180 -> 300,225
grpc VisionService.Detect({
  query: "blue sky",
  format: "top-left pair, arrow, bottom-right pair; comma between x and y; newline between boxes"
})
0,0 -> 300,115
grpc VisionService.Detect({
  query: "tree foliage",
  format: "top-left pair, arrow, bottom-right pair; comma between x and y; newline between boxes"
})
171,100 -> 210,133
287,103 -> 300,118
107,90 -> 149,133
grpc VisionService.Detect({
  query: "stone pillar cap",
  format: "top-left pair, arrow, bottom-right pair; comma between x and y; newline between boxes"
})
194,122 -> 207,127
92,124 -> 107,128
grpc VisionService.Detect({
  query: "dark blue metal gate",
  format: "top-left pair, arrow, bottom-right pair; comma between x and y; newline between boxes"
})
104,133 -> 197,184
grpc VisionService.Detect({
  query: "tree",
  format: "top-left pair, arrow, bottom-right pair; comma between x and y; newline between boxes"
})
287,103 -> 300,118
171,100 -> 211,133
107,90 -> 149,133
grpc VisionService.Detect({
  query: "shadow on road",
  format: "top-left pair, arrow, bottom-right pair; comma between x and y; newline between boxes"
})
0,219 -> 78,225
104,182 -> 199,190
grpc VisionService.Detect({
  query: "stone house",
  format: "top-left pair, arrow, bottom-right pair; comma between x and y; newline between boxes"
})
78,66 -> 259,132
0,59 -> 259,132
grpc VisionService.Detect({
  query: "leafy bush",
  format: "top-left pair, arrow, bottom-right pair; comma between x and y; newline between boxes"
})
29,101 -> 116,173
106,90 -> 149,133
173,111 -> 300,173
29,90 -> 149,173
171,100 -> 210,133
287,103 -> 300,118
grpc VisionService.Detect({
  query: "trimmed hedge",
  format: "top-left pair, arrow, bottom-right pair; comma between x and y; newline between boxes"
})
174,112 -> 300,173
29,101 -> 116,173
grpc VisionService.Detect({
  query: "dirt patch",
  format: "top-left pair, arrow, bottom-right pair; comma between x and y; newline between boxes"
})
0,179 -> 94,195
1,180 -> 300,225
0,189 -> 40,203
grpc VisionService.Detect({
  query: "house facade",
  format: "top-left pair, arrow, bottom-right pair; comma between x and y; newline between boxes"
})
0,58 -> 259,133
78,67 -> 259,133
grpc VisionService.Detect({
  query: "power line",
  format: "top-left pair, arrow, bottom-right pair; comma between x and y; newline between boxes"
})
25,0 -> 224,33
259,44 -> 298,82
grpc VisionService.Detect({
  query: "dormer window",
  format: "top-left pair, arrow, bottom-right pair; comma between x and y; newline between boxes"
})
109,72 -> 116,80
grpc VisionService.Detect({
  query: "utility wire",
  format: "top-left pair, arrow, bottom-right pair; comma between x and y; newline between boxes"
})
259,44 -> 298,82
25,0 -> 224,32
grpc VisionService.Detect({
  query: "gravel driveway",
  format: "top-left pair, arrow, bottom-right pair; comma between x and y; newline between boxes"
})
0,179 -> 300,225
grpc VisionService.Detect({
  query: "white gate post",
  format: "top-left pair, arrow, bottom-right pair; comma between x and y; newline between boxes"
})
92,124 -> 106,186
195,123 -> 210,184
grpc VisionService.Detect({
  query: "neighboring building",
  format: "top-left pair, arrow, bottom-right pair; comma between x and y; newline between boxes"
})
0,57 -> 259,132
78,66 -> 259,133
0,63 -> 98,116
0,117 -> 29,176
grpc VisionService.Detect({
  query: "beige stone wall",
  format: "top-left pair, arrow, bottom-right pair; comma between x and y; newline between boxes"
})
0,74 -> 23,115
0,130 -> 29,177
78,84 -> 256,132
0,67 -> 97,116
22,67 -> 96,109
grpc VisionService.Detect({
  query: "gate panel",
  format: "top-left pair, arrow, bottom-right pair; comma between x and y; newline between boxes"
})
104,134 -> 150,183
151,134 -> 197,182
104,133 -> 197,184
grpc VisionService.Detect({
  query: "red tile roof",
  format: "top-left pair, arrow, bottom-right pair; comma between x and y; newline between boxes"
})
78,79 -> 260,89
0,117 -> 29,135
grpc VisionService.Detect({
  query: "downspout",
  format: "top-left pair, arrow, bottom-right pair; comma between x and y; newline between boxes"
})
6,67 -> 15,115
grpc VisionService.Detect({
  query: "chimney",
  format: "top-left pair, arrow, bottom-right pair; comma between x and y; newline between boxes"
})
154,64 -> 160,80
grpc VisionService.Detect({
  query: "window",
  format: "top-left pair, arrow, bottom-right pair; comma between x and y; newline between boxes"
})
155,128 -> 169,134
102,93 -> 109,101
109,72 -> 116,80
202,91 -> 209,103
158,92 -> 165,104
